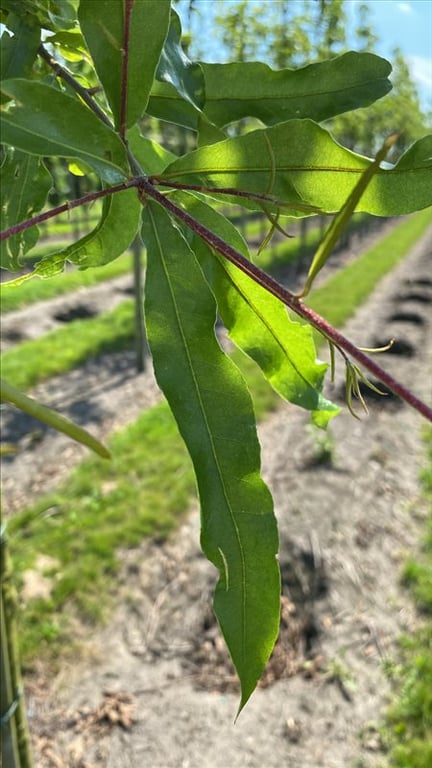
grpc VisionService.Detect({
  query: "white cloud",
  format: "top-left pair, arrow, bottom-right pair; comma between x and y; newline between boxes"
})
397,2 -> 413,12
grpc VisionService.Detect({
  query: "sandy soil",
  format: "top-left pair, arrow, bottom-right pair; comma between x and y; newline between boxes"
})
2,225 -> 432,767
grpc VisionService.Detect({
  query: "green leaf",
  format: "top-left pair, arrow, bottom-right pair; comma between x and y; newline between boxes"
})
78,0 -> 171,129
142,201 -> 280,712
162,120 -> 432,216
0,78 -> 128,183
156,9 -> 204,111
200,52 -> 392,128
126,125 -> 176,174
34,186 -> 141,275
301,134 -> 397,296
147,80 -> 201,130
1,378 -> 110,459
0,147 -> 51,270
173,191 -> 338,426
0,12 -> 41,94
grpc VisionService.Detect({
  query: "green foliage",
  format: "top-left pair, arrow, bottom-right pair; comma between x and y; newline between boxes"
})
1,0 -> 431,709
9,403 -> 195,659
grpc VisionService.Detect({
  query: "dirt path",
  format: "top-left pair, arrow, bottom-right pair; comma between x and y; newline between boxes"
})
0,217 -> 399,513
18,227 -> 432,767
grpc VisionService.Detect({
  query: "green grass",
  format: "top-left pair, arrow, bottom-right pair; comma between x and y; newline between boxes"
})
6,208 -> 431,661
1,300 -> 136,390
384,427 -> 432,767
1,251 -> 134,313
0,209 -> 366,313
307,207 -> 432,328
8,403 -> 195,659
2,209 -> 430,393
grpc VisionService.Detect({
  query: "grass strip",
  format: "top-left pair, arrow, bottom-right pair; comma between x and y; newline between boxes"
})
1,210 -> 368,313
0,251 -> 134,313
384,426 -> 432,767
2,209 -> 430,393
6,209 -> 431,660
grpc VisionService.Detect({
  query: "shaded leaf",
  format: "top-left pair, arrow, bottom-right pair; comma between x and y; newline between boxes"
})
174,191 -> 338,426
162,120 -> 432,216
200,53 -> 392,128
0,12 -> 41,96
0,78 -> 128,183
0,147 -> 51,270
34,187 -> 141,275
78,0 -> 171,129
156,8 -> 204,110
142,201 -> 280,712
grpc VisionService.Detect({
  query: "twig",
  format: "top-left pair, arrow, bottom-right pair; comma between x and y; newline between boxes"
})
138,178 -> 432,423
38,45 -> 114,129
0,179 -> 143,241
120,0 -> 134,140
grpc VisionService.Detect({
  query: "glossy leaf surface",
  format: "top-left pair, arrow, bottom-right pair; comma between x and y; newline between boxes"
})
162,120 -> 432,216
156,9 -> 204,110
142,201 -> 280,712
201,52 -> 392,128
78,0 -> 171,129
1,79 -> 128,182
174,191 -> 338,425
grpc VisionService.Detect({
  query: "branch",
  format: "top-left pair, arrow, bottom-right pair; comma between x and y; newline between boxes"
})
38,45 -> 114,129
0,179 -> 143,241
138,178 -> 432,423
149,177 -> 320,213
120,0 -> 134,140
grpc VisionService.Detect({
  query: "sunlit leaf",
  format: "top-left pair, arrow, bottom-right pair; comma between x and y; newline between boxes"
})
174,191 -> 338,426
162,120 -> 432,216
142,201 -> 280,713
1,378 -> 110,459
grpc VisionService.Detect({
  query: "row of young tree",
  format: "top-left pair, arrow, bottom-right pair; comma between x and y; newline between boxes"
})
177,0 -> 429,156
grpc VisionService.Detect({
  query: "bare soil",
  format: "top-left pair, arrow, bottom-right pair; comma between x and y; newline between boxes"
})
2,225 -> 432,767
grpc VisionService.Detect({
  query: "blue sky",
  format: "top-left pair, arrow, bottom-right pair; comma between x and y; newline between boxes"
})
346,0 -> 432,110
178,0 -> 432,111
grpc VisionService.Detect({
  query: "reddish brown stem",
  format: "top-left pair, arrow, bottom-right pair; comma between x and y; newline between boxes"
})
138,178 -> 432,423
0,179 -> 142,241
150,177 -> 318,212
120,0 -> 134,140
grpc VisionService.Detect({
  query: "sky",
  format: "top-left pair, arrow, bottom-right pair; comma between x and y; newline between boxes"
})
346,0 -> 432,110
177,0 -> 432,112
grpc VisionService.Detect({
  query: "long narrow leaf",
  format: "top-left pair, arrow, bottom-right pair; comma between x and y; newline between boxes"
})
142,201 -> 280,712
1,378 -> 110,459
173,191 -> 338,426
301,134 -> 397,296
201,52 -> 392,128
162,121 -> 432,216
78,0 -> 171,129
